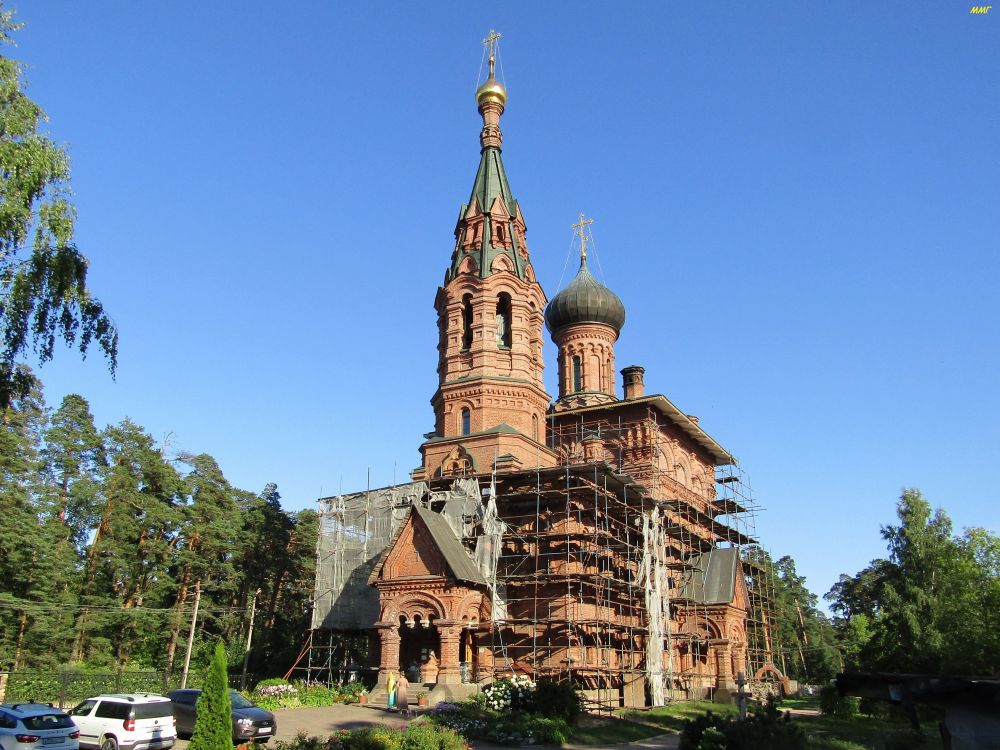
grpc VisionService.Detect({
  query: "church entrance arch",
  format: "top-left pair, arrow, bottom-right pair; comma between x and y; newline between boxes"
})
398,614 -> 440,683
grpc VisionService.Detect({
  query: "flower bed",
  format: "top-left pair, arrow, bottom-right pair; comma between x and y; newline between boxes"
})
272,724 -> 470,750
250,678 -> 369,711
427,678 -> 580,746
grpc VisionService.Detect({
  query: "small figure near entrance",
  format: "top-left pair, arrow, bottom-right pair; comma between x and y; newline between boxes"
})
396,672 -> 411,717
421,652 -> 439,684
387,670 -> 397,710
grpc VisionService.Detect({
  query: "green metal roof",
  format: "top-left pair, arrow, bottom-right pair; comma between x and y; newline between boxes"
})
423,422 -> 521,443
447,145 -> 528,283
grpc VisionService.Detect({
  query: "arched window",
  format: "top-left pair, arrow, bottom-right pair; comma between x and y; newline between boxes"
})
461,294 -> 473,350
496,293 -> 512,348
531,414 -> 539,442
461,408 -> 471,436
572,356 -> 583,393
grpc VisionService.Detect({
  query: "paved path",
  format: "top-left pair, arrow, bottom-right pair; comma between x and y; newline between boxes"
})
174,705 -> 680,750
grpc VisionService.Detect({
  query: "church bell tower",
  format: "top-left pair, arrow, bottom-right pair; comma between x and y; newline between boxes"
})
414,32 -> 557,479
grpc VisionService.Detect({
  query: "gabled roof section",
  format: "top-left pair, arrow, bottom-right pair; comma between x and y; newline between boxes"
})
679,547 -> 741,605
368,504 -> 487,587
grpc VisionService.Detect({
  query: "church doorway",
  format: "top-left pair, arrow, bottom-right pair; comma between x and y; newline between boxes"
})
460,627 -> 478,683
398,616 -> 439,683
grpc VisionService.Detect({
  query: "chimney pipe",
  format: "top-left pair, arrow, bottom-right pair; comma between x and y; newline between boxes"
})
621,365 -> 645,400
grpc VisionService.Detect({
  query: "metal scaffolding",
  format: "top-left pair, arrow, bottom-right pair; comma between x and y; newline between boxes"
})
298,408 -> 779,705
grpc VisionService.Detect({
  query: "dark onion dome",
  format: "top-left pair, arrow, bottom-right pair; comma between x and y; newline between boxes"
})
545,259 -> 626,334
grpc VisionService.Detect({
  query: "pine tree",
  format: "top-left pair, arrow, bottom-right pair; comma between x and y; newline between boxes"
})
189,643 -> 233,750
0,369 -> 61,670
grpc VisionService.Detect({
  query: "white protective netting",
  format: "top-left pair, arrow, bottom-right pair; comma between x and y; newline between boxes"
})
311,479 -> 506,630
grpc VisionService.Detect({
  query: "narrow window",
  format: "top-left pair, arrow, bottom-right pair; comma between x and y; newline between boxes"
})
461,408 -> 471,436
496,293 -> 512,348
461,294 -> 473,350
572,356 -> 583,392
531,414 -> 539,442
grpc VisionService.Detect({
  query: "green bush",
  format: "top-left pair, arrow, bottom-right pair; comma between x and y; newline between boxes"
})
339,726 -> 403,750
273,732 -> 335,750
679,698 -> 806,750
334,682 -> 368,703
858,696 -> 887,717
399,723 -> 467,750
530,679 -> 582,724
274,725 -> 468,750
296,683 -> 335,707
819,685 -> 860,719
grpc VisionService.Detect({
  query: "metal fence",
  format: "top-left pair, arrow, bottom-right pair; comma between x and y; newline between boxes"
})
0,671 -> 254,708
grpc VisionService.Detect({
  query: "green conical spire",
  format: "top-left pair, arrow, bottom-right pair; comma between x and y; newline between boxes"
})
446,42 -> 531,284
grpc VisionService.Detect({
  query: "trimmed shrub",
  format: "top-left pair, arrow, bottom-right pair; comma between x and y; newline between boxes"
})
190,644 -> 234,750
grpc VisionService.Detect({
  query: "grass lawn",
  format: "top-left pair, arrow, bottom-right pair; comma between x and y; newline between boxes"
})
565,714 -> 666,745
785,711 -> 938,750
613,699 -> 940,750
620,701 -> 738,733
778,695 -> 821,711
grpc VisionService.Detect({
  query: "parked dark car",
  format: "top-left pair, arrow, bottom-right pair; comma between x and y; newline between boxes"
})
164,691 -> 275,744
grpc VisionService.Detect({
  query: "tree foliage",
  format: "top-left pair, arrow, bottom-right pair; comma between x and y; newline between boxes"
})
0,3 -> 116,407
826,489 -> 1000,676
752,551 -> 841,682
0,373 -> 318,679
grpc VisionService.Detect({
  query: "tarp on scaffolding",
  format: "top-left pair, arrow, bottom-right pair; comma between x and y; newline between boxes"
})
312,479 -> 506,631
638,507 -> 670,706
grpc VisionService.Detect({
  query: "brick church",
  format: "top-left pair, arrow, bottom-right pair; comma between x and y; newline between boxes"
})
311,36 -> 777,708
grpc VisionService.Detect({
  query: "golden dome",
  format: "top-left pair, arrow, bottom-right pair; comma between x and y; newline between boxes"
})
476,76 -> 507,107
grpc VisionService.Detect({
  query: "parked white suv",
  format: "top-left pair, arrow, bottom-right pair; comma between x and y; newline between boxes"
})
0,703 -> 80,750
68,695 -> 174,750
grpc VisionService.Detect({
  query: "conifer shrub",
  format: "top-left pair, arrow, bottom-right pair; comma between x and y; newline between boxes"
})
190,644 -> 234,750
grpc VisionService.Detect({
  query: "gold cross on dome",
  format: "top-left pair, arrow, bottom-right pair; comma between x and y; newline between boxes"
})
572,213 -> 594,263
482,29 -> 502,75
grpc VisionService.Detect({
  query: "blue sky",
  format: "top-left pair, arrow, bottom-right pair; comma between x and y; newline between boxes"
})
13,1 -> 998,605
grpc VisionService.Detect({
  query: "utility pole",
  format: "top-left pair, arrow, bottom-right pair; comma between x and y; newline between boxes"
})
241,588 -> 261,690
180,580 -> 202,689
